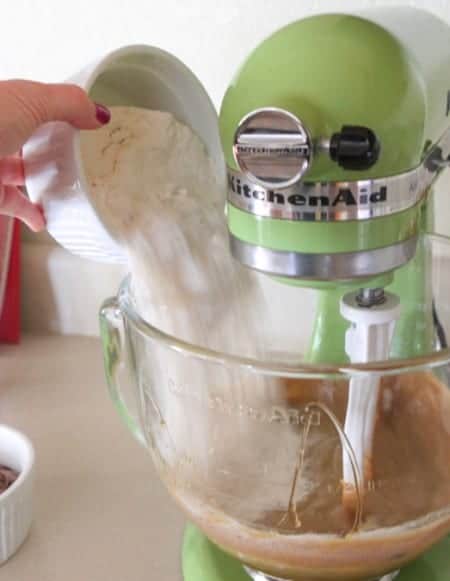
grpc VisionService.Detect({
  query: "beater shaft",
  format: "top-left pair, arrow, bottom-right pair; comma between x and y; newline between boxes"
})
340,289 -> 401,510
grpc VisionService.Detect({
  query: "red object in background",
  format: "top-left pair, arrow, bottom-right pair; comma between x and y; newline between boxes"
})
0,218 -> 21,343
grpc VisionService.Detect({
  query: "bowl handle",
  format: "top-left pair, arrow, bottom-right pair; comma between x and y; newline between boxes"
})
99,297 -> 145,446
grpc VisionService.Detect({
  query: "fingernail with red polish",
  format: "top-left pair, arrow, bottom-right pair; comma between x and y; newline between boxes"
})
95,103 -> 111,125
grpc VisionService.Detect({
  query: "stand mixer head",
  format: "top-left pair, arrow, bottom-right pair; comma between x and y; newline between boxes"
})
220,8 -> 450,286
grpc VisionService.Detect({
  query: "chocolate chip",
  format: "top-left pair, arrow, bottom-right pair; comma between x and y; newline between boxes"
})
0,465 -> 19,493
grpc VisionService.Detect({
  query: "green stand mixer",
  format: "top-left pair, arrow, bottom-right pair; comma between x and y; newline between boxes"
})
183,6 -> 450,581
94,6 -> 450,581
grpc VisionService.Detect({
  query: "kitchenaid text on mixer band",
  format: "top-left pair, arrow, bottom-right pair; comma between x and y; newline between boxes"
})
228,172 -> 387,208
226,153 -> 447,221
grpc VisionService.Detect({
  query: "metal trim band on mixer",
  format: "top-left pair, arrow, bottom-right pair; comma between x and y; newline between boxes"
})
230,235 -> 418,280
227,127 -> 450,222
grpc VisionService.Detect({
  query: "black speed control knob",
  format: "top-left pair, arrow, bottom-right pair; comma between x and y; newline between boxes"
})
329,125 -> 380,170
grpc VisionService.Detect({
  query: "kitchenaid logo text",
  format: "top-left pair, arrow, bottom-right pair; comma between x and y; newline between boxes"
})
235,144 -> 309,157
228,173 -> 387,208
167,378 -> 321,427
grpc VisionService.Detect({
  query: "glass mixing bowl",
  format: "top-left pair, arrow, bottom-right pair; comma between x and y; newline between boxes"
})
100,234 -> 450,581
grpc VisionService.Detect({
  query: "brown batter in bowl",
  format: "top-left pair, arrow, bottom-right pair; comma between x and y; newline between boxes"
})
170,371 -> 450,580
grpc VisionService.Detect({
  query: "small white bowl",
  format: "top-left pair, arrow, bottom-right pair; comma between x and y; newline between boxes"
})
0,425 -> 34,564
23,44 -> 224,264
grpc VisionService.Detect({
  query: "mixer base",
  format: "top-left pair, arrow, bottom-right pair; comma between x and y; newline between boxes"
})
181,524 -> 450,581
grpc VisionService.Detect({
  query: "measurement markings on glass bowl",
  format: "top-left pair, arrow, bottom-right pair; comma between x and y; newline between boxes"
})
166,378 -> 321,427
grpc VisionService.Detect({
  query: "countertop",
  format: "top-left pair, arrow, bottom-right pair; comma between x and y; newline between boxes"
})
0,335 -> 184,581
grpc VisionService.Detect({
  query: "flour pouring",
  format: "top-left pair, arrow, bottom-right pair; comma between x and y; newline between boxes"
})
80,106 -> 268,355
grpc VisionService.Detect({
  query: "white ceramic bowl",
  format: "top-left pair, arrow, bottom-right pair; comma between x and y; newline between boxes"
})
0,425 -> 34,564
23,44 -> 224,263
